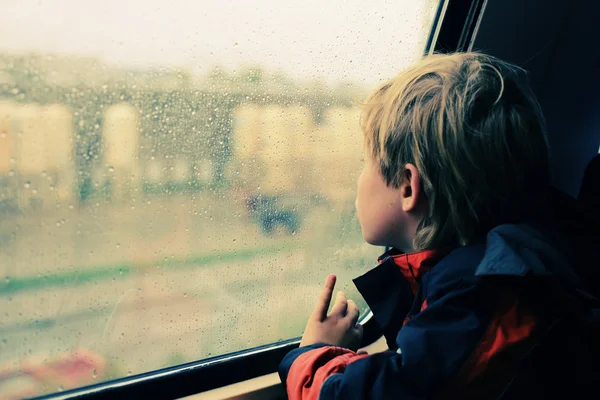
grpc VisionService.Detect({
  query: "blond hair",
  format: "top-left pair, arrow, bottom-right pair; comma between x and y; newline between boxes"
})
361,52 -> 550,250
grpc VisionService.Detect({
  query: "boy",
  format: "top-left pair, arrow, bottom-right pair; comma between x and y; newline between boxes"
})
278,53 -> 599,399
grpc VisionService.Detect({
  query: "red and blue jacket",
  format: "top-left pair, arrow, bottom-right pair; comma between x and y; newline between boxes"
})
279,223 -> 600,399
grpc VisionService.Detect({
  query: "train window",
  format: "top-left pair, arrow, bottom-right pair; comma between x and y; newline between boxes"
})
0,0 -> 440,396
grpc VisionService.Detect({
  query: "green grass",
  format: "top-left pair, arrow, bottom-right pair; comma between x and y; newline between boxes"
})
0,243 -> 300,296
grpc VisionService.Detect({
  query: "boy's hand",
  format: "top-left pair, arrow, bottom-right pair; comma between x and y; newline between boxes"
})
300,274 -> 363,351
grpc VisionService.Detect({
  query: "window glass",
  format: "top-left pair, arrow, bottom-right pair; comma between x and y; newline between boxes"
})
0,0 -> 439,395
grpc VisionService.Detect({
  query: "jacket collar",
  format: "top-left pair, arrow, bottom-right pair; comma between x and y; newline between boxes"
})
378,248 -> 448,295
353,248 -> 448,348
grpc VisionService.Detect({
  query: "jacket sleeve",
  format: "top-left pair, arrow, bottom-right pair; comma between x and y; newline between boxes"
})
278,279 -> 506,400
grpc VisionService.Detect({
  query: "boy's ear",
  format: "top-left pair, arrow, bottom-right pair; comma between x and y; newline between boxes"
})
400,163 -> 423,213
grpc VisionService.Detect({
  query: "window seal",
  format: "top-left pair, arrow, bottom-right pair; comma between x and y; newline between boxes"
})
32,312 -> 376,400
32,338 -> 300,400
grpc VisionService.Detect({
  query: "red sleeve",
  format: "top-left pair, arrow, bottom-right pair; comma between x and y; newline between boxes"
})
283,346 -> 369,400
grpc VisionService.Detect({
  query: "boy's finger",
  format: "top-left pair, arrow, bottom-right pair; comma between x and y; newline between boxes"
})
345,299 -> 360,327
312,274 -> 336,321
331,291 -> 348,316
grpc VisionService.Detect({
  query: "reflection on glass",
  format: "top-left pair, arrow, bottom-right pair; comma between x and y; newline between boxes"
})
0,0 -> 439,396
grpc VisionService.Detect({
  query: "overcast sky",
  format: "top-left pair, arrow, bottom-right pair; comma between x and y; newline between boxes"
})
1,0 -> 438,85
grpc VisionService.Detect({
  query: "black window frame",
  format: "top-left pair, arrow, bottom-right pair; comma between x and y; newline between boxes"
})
30,1 -> 484,398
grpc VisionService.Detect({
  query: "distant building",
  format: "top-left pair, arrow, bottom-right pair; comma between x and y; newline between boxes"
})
1,99 -> 364,212
102,103 -> 141,202
233,105 -> 311,195
232,105 -> 362,203
0,102 -> 17,174
0,101 -> 74,211
313,107 -> 362,203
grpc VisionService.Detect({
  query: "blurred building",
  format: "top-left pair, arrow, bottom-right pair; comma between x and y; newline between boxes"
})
1,99 -> 363,213
0,100 -> 144,210
0,101 -> 74,211
101,103 -> 141,202
313,107 -> 363,203
232,105 -> 362,203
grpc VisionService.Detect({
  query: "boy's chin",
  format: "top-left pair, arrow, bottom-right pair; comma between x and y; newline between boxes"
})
362,231 -> 408,251
361,232 -> 387,247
